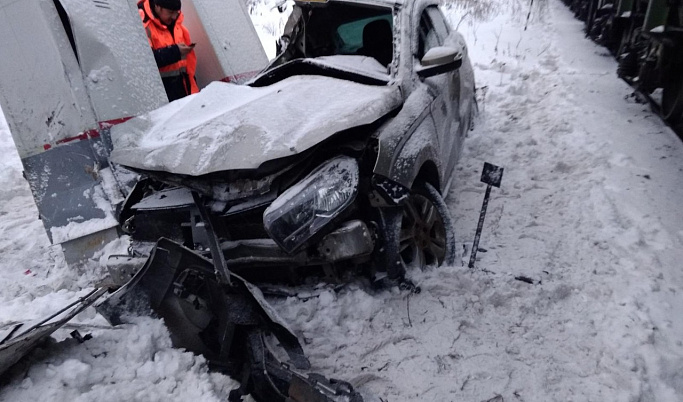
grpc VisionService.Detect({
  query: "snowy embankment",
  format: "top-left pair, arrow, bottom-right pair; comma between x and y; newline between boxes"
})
2,0 -> 683,401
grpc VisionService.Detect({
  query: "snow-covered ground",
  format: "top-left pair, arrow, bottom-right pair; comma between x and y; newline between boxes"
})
2,0 -> 683,401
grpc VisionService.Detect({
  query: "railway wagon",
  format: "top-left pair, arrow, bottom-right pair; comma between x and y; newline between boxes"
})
563,0 -> 683,125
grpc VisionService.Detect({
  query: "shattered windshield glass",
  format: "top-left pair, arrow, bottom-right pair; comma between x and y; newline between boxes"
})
274,2 -> 394,67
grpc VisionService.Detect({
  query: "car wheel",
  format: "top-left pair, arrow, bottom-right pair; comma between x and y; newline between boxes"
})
398,181 -> 456,270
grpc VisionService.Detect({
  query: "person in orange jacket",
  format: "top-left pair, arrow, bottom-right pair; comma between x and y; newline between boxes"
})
138,0 -> 199,102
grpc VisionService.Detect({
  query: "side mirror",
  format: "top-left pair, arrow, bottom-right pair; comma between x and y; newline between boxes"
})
416,46 -> 462,79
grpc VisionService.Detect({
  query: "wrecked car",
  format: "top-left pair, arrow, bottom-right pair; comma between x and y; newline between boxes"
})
112,0 -> 475,285
100,0 -> 475,400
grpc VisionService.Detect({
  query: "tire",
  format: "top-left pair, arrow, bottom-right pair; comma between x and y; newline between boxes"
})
661,72 -> 683,125
398,181 -> 456,270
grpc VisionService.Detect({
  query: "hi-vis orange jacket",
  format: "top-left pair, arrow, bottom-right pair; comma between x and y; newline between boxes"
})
138,0 -> 199,100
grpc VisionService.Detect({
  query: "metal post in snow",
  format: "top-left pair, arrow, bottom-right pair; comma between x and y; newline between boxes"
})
468,162 -> 504,269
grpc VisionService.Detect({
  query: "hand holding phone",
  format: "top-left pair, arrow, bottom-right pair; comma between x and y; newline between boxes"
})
178,43 -> 195,59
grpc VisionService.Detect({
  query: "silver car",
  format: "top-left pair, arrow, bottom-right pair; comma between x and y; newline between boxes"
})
111,0 -> 476,286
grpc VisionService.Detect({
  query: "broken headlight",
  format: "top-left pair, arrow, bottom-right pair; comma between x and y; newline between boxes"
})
264,156 -> 359,253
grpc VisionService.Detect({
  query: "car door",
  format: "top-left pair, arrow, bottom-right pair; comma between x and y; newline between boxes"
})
415,5 -> 462,187
437,7 -> 475,170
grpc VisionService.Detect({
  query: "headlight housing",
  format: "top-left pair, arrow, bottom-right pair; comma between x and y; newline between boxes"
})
263,156 -> 359,253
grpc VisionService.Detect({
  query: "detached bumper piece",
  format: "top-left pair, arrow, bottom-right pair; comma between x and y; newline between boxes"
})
0,288 -> 108,377
96,238 -> 363,402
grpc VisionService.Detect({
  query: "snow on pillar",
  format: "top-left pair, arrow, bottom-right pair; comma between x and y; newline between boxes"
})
0,0 -> 267,268
0,0 -> 166,267
181,0 -> 269,87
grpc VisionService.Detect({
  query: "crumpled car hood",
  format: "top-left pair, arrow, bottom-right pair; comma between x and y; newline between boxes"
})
110,75 -> 402,176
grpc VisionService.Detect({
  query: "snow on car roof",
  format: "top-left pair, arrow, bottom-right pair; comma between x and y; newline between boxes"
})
296,0 -> 403,7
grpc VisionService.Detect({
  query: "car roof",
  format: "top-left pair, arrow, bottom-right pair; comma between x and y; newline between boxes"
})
295,0 -> 404,8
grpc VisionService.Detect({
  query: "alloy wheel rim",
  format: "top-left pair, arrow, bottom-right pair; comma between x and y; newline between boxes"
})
399,192 -> 447,270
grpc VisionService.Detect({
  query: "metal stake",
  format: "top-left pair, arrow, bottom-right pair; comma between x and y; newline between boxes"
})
468,162 -> 504,269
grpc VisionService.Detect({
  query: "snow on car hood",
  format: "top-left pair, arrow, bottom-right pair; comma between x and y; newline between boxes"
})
110,75 -> 402,176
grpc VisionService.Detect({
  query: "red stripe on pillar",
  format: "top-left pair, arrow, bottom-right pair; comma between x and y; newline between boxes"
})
43,116 -> 133,150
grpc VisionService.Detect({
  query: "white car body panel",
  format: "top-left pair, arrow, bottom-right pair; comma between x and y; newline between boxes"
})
111,72 -> 402,176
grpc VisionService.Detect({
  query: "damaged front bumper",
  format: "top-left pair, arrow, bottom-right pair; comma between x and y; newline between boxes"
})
221,219 -> 374,267
109,218 -> 375,287
97,238 -> 364,402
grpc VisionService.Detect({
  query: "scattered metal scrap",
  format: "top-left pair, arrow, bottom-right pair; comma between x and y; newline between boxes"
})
0,288 -> 107,378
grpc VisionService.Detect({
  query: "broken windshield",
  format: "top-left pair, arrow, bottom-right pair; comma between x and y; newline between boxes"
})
272,2 -> 395,68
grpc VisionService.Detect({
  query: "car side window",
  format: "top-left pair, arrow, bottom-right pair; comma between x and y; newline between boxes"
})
417,7 -> 443,60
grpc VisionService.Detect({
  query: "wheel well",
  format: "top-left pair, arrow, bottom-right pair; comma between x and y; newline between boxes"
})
414,161 -> 440,192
